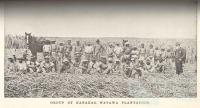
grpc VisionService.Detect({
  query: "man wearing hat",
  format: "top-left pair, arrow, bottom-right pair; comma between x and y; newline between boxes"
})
65,40 -> 73,58
57,42 -> 65,61
107,43 -> 114,59
6,57 -> 17,72
51,40 -> 57,58
97,56 -> 108,73
84,42 -> 94,61
130,46 -> 139,63
60,58 -> 73,73
139,43 -> 146,62
154,47 -> 161,65
114,42 -> 123,59
106,57 -> 115,74
122,42 -> 132,63
74,40 -> 83,65
123,58 -> 133,78
27,56 -> 40,73
40,56 -> 55,73
16,57 -> 27,73
94,39 -> 104,61
88,57 -> 98,74
174,42 -> 185,75
80,58 -> 90,74
43,40 -> 52,57
113,58 -> 122,74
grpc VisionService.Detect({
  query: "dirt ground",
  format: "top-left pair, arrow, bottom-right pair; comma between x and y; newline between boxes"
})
4,49 -> 197,98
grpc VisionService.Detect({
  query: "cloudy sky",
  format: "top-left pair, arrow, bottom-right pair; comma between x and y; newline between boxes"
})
4,0 -> 197,39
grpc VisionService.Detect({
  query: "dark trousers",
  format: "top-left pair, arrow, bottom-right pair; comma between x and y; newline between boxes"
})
175,59 -> 183,75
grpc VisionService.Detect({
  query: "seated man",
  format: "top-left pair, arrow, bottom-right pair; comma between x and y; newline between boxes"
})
60,58 -> 73,73
26,56 -> 40,73
16,57 -> 27,74
123,59 -> 133,78
80,59 -> 90,74
6,57 -> 17,72
73,52 -> 82,67
106,57 -> 115,74
97,56 -> 108,74
132,59 -> 143,79
113,59 -> 122,74
40,56 -> 55,73
144,57 -> 154,73
88,57 -> 99,74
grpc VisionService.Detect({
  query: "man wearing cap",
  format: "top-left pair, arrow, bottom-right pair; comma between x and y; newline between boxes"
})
174,42 -> 185,75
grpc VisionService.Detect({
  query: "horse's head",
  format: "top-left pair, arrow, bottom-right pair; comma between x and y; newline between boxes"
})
25,32 -> 32,37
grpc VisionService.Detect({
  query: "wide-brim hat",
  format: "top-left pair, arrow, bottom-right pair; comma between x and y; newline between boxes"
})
44,56 -> 50,59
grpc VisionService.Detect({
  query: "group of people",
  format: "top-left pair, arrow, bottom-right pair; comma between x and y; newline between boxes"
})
6,38 -> 196,78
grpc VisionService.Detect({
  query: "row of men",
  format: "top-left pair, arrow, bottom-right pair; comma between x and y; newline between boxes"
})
7,39 -> 189,77
6,53 -> 162,78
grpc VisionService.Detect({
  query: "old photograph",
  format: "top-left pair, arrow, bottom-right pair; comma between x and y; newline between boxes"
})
4,0 -> 197,98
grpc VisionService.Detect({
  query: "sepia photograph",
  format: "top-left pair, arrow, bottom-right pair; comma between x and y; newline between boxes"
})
3,0 -> 197,98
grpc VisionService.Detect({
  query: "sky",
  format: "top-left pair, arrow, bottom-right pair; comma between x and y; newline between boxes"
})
4,0 -> 197,39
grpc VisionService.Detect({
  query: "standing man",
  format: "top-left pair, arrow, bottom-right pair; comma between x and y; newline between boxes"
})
174,42 -> 185,75
43,40 -> 52,57
114,43 -> 123,60
94,39 -> 104,61
74,40 -> 83,64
